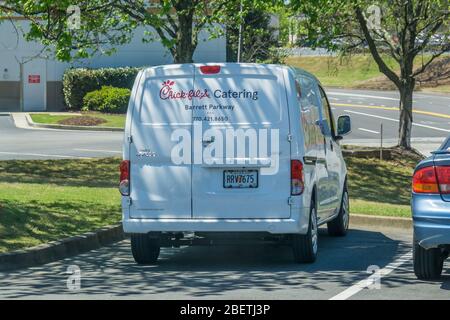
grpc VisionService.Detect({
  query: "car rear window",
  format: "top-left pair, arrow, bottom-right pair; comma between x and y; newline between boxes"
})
442,138 -> 450,151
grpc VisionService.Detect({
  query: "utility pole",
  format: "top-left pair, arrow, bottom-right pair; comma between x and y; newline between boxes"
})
237,0 -> 243,63
380,123 -> 383,161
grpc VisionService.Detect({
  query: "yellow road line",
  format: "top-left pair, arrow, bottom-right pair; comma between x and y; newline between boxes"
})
332,103 -> 450,119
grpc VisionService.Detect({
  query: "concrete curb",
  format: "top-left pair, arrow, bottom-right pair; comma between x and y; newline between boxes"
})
350,213 -> 412,230
0,224 -> 125,272
25,114 -> 124,132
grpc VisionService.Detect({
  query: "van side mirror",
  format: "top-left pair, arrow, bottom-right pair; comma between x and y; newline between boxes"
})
337,115 -> 351,137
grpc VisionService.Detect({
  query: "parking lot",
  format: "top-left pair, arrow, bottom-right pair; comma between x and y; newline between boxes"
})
0,225 -> 448,300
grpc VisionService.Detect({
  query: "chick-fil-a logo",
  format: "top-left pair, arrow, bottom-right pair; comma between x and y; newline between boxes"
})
160,80 -> 210,100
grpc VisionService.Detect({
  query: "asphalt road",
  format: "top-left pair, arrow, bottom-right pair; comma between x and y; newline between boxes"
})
0,89 -> 449,160
328,89 -> 450,155
0,114 -> 123,160
0,225 -> 448,299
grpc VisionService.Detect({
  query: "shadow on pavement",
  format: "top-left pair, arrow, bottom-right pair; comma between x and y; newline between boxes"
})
0,228 -> 433,299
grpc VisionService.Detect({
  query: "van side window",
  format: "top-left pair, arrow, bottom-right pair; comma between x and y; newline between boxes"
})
318,86 -> 336,138
297,76 -> 320,111
295,80 -> 302,103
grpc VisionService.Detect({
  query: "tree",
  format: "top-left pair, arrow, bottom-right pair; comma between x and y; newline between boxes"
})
291,0 -> 450,149
226,8 -> 281,63
0,0 -> 233,63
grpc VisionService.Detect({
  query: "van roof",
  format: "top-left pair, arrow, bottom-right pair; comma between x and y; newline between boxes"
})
141,63 -> 321,85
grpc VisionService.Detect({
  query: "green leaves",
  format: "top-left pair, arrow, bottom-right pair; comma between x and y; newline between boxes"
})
63,67 -> 140,109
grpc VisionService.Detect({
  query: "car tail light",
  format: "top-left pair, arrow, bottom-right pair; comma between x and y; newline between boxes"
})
413,165 -> 450,194
119,160 -> 130,196
291,160 -> 304,195
200,65 -> 220,74
435,166 -> 450,194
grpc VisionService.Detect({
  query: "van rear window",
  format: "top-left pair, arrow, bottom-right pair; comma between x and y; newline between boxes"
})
139,75 -> 283,126
193,76 -> 283,125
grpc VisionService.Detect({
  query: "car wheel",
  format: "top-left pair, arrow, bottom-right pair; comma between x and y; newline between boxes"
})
327,185 -> 349,237
413,242 -> 444,280
292,201 -> 318,263
131,234 -> 161,264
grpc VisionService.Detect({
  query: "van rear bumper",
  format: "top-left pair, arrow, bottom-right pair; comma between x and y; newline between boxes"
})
123,216 -> 309,235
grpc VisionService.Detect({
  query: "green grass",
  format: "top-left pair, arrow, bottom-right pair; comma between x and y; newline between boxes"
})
346,155 -> 417,218
0,158 -> 121,253
0,151 -> 417,252
286,54 -> 449,93
30,113 -> 125,128
286,54 -> 399,87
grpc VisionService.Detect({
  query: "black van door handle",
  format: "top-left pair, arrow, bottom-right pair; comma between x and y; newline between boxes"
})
304,156 -> 327,166
303,156 -> 317,165
202,137 -> 215,145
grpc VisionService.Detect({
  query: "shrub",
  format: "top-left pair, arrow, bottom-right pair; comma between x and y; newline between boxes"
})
82,86 -> 131,113
63,67 -> 141,110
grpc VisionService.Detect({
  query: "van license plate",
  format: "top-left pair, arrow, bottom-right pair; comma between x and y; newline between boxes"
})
223,170 -> 258,188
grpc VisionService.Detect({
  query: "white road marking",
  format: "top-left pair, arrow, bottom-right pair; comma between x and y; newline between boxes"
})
328,92 -> 398,101
358,128 -> 380,134
330,251 -> 413,300
74,148 -> 122,154
344,109 -> 450,133
0,151 -> 90,159
415,93 -> 450,100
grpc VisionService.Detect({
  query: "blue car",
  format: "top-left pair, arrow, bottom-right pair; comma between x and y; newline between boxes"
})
412,136 -> 450,279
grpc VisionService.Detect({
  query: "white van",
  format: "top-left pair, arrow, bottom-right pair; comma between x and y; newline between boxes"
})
120,63 -> 351,264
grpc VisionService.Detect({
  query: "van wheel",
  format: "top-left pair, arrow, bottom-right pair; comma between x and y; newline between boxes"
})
292,202 -> 318,263
131,234 -> 160,264
413,242 -> 443,280
327,186 -> 349,237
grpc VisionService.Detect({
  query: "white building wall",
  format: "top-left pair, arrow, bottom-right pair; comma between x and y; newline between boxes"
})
0,20 -> 226,111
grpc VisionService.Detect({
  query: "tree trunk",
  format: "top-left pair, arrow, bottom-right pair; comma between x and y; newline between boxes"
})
173,7 -> 195,63
398,79 -> 415,149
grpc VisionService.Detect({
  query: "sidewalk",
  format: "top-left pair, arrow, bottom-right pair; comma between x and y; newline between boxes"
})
10,112 -> 122,132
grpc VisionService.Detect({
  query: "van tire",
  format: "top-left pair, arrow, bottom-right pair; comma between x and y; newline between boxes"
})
413,242 -> 443,280
131,234 -> 160,264
292,202 -> 318,263
327,185 -> 349,237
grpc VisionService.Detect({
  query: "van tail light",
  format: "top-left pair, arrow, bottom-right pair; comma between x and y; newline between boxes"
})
291,160 -> 304,195
119,160 -> 130,196
200,65 -> 220,74
412,165 -> 450,194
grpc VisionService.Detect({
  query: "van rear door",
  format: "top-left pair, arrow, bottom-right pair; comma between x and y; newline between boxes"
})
129,65 -> 193,219
191,64 -> 291,219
